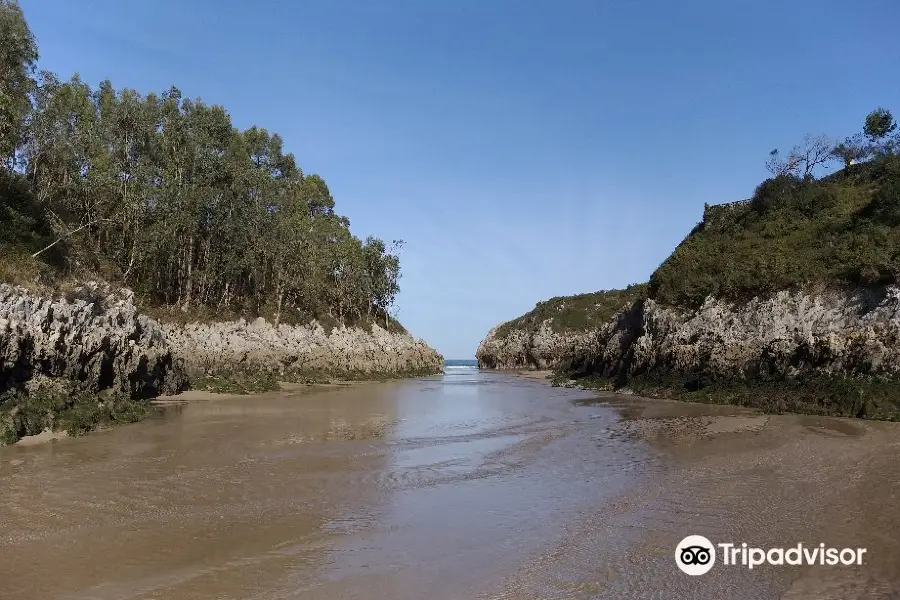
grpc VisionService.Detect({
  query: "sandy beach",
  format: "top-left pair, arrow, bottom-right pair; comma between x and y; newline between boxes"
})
2,369 -> 899,599
493,382 -> 900,598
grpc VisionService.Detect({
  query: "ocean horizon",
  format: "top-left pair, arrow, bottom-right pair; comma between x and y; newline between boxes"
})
444,358 -> 477,367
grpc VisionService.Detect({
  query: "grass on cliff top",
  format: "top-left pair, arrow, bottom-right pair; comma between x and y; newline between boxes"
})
648,156 -> 900,308
493,284 -> 647,339
139,301 -> 408,335
490,157 -> 900,338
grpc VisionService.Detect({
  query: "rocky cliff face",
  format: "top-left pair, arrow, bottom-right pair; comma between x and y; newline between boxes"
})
0,283 -> 442,404
476,322 -> 596,370
479,286 -> 900,382
566,287 -> 900,383
163,318 -> 443,376
0,283 -> 186,399
0,282 -> 442,444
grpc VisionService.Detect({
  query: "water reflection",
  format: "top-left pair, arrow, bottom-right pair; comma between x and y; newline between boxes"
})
0,370 -> 641,600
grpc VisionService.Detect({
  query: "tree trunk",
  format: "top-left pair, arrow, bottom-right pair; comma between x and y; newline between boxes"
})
182,236 -> 194,311
275,284 -> 284,327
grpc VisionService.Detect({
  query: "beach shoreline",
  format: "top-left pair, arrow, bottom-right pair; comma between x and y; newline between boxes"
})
494,367 -> 900,597
4,369 -> 900,598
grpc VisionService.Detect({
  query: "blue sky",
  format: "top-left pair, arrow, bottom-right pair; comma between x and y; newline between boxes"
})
20,0 -> 900,358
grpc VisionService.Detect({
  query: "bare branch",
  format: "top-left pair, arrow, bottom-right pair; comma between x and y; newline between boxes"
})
31,218 -> 114,258
796,134 -> 834,178
766,149 -> 802,177
766,135 -> 834,179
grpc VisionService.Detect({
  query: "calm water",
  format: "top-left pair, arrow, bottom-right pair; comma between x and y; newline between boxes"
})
5,367 -> 895,599
0,367 -> 651,600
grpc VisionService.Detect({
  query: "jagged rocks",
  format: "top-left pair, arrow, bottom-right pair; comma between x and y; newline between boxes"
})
0,283 -> 186,399
1,283 -> 444,403
0,282 -> 442,445
575,288 -> 900,382
479,286 -> 900,382
162,318 -> 443,377
475,322 -> 597,370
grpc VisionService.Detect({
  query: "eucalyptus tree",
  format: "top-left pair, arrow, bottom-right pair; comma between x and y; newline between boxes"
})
0,0 -> 37,163
5,4 -> 407,329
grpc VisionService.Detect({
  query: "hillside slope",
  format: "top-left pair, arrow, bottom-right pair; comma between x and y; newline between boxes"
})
479,155 -> 900,418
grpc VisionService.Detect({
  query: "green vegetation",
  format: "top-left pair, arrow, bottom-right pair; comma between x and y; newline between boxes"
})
0,1 -> 405,330
505,107 -> 900,330
546,108 -> 900,419
190,372 -> 283,395
494,284 -> 647,339
0,382 -> 155,445
650,156 -> 900,308
0,2 -> 433,443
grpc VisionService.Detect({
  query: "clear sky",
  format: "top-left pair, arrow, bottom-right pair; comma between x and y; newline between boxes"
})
20,0 -> 900,358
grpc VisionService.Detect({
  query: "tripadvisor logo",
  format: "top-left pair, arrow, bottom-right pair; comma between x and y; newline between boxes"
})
675,536 -> 867,575
676,535 -> 715,575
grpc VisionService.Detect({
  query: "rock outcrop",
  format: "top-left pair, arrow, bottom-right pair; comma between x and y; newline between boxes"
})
0,283 -> 186,399
476,322 -> 596,370
0,282 -> 442,444
481,285 -> 900,382
476,285 -> 647,371
566,287 -> 900,382
163,318 -> 443,376
0,283 -> 442,404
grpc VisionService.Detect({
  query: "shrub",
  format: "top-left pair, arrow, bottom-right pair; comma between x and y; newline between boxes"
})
651,156 -> 900,307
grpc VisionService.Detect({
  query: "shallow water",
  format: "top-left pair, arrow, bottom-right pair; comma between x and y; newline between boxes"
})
2,369 -> 900,599
0,369 -> 651,600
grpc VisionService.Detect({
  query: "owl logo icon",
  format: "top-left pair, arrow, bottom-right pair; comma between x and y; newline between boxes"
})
676,535 -> 715,575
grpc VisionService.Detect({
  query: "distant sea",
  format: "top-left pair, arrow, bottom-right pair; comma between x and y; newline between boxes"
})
444,358 -> 478,371
443,358 -> 478,378
444,359 -> 478,368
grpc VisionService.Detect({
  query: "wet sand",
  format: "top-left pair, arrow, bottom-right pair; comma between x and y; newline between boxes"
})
1,370 -> 900,599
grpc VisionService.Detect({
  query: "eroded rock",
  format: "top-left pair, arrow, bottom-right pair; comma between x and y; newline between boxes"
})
0,283 -> 186,399
162,319 -> 443,376
478,287 -> 900,381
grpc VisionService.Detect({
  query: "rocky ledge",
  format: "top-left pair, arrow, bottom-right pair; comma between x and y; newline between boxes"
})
479,287 -> 900,379
0,283 -> 443,393
163,318 -> 443,377
0,282 -> 442,444
479,286 -> 900,417
566,287 -> 900,383
0,283 -> 186,400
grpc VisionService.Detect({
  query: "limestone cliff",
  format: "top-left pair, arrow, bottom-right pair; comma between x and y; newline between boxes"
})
0,283 -> 442,394
476,285 -> 646,370
476,322 -> 596,370
0,282 -> 442,443
163,318 -> 443,377
480,286 -> 900,417
568,287 -> 900,382
0,283 -> 186,400
479,157 -> 900,417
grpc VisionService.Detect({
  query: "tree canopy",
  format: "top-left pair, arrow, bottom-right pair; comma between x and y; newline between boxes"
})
0,1 -> 404,328
0,0 -> 37,161
864,108 -> 897,142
